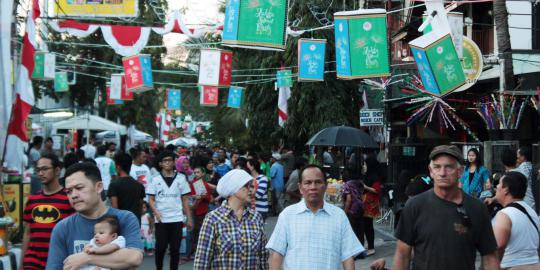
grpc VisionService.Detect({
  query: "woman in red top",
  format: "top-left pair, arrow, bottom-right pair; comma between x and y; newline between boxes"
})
362,156 -> 381,256
189,167 -> 213,250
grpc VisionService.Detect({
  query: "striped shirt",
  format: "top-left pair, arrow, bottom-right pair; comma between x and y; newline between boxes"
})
193,204 -> 268,269
23,189 -> 74,270
255,175 -> 269,213
266,200 -> 365,270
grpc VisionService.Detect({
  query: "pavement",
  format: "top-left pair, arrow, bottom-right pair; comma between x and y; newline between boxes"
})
140,216 -> 398,269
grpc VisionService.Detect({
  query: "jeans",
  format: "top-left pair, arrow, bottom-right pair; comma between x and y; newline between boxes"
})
155,222 -> 183,270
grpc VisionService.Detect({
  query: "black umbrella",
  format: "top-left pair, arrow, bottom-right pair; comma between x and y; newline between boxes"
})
306,126 -> 379,148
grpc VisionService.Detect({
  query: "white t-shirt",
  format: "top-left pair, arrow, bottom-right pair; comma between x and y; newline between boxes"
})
147,172 -> 190,223
129,164 -> 152,188
95,156 -> 116,190
80,236 -> 126,270
80,144 -> 96,159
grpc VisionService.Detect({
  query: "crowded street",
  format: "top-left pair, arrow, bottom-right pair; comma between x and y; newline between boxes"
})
2,0 -> 540,269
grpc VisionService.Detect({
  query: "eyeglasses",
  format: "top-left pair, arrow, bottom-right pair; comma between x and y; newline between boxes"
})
35,167 -> 53,173
456,204 -> 471,228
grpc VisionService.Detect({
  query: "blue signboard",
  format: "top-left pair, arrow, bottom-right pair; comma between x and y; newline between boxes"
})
140,54 -> 154,87
276,70 -> 293,87
222,0 -> 240,41
227,86 -> 243,108
298,39 -> 326,81
167,89 -> 182,110
411,47 -> 440,95
334,19 -> 351,77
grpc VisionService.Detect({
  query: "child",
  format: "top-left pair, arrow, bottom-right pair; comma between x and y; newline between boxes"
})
140,202 -> 155,256
81,215 -> 125,270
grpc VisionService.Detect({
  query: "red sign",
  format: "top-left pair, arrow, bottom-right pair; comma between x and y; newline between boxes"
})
199,86 -> 219,106
106,87 -> 124,105
219,51 -> 232,86
122,54 -> 153,93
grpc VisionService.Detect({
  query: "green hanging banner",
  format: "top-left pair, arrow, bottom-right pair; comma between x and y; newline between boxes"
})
54,71 -> 69,92
334,9 -> 390,79
409,32 -> 467,97
32,52 -> 56,80
222,0 -> 288,50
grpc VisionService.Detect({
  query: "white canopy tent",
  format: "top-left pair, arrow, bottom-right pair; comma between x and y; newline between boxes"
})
52,114 -> 127,135
97,129 -> 152,143
165,137 -> 198,148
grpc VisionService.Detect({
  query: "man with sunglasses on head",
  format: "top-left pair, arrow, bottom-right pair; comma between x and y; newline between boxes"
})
22,153 -> 75,270
147,150 -> 193,270
393,145 -> 499,270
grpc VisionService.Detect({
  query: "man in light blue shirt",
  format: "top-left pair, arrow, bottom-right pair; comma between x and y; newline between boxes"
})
266,164 -> 364,270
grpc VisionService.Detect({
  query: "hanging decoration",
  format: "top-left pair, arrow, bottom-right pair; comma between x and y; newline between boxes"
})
101,26 -> 151,57
110,74 -> 133,101
276,70 -> 293,87
198,49 -> 233,87
227,86 -> 244,108
54,71 -> 69,92
334,9 -> 390,79
298,39 -> 326,81
31,52 -> 55,80
47,10 -> 221,56
409,32 -> 466,97
106,86 -> 124,105
476,95 -> 527,130
167,89 -> 182,110
222,0 -> 288,51
531,91 -> 540,116
199,85 -> 219,106
406,96 -> 479,142
122,54 -> 153,93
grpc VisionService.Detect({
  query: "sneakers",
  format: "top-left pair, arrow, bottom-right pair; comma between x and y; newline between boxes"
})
366,249 -> 376,257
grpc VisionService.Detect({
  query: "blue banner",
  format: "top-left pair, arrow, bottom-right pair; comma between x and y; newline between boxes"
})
276,70 -> 293,87
227,86 -> 243,108
334,19 -> 351,77
140,55 -> 154,87
167,89 -> 182,110
298,39 -> 326,81
222,0 -> 240,41
411,48 -> 440,95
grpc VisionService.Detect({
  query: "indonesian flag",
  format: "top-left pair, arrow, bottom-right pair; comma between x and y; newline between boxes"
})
160,111 -> 171,145
278,86 -> 291,127
4,0 -> 39,172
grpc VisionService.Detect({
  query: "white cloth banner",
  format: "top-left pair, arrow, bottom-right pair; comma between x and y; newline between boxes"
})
0,0 -> 14,162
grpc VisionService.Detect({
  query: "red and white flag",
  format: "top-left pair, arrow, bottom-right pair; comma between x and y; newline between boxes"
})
278,86 -> 291,127
4,0 -> 39,172
160,111 -> 172,144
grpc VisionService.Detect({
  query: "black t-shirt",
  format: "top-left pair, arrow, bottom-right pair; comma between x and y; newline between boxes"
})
107,176 -> 145,223
395,189 -> 497,270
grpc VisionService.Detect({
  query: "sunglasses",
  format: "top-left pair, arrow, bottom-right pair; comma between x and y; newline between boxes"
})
456,204 -> 471,228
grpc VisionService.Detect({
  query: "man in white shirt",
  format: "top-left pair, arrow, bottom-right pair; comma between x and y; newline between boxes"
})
129,148 -> 152,191
267,164 -> 364,270
516,146 -> 534,208
147,151 -> 193,270
80,137 -> 97,159
94,145 -> 117,197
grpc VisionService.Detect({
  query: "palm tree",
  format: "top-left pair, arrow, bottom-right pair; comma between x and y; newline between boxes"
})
493,0 -> 515,90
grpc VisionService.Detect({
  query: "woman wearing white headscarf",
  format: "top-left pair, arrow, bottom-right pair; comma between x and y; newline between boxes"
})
193,169 -> 269,269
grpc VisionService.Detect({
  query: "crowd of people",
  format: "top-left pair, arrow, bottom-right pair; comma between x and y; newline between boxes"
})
16,135 -> 540,270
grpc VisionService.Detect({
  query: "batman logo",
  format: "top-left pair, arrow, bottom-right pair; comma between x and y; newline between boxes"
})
31,205 -> 60,224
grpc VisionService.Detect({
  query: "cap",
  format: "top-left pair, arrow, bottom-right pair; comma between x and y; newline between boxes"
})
272,153 -> 281,160
429,145 -> 463,164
